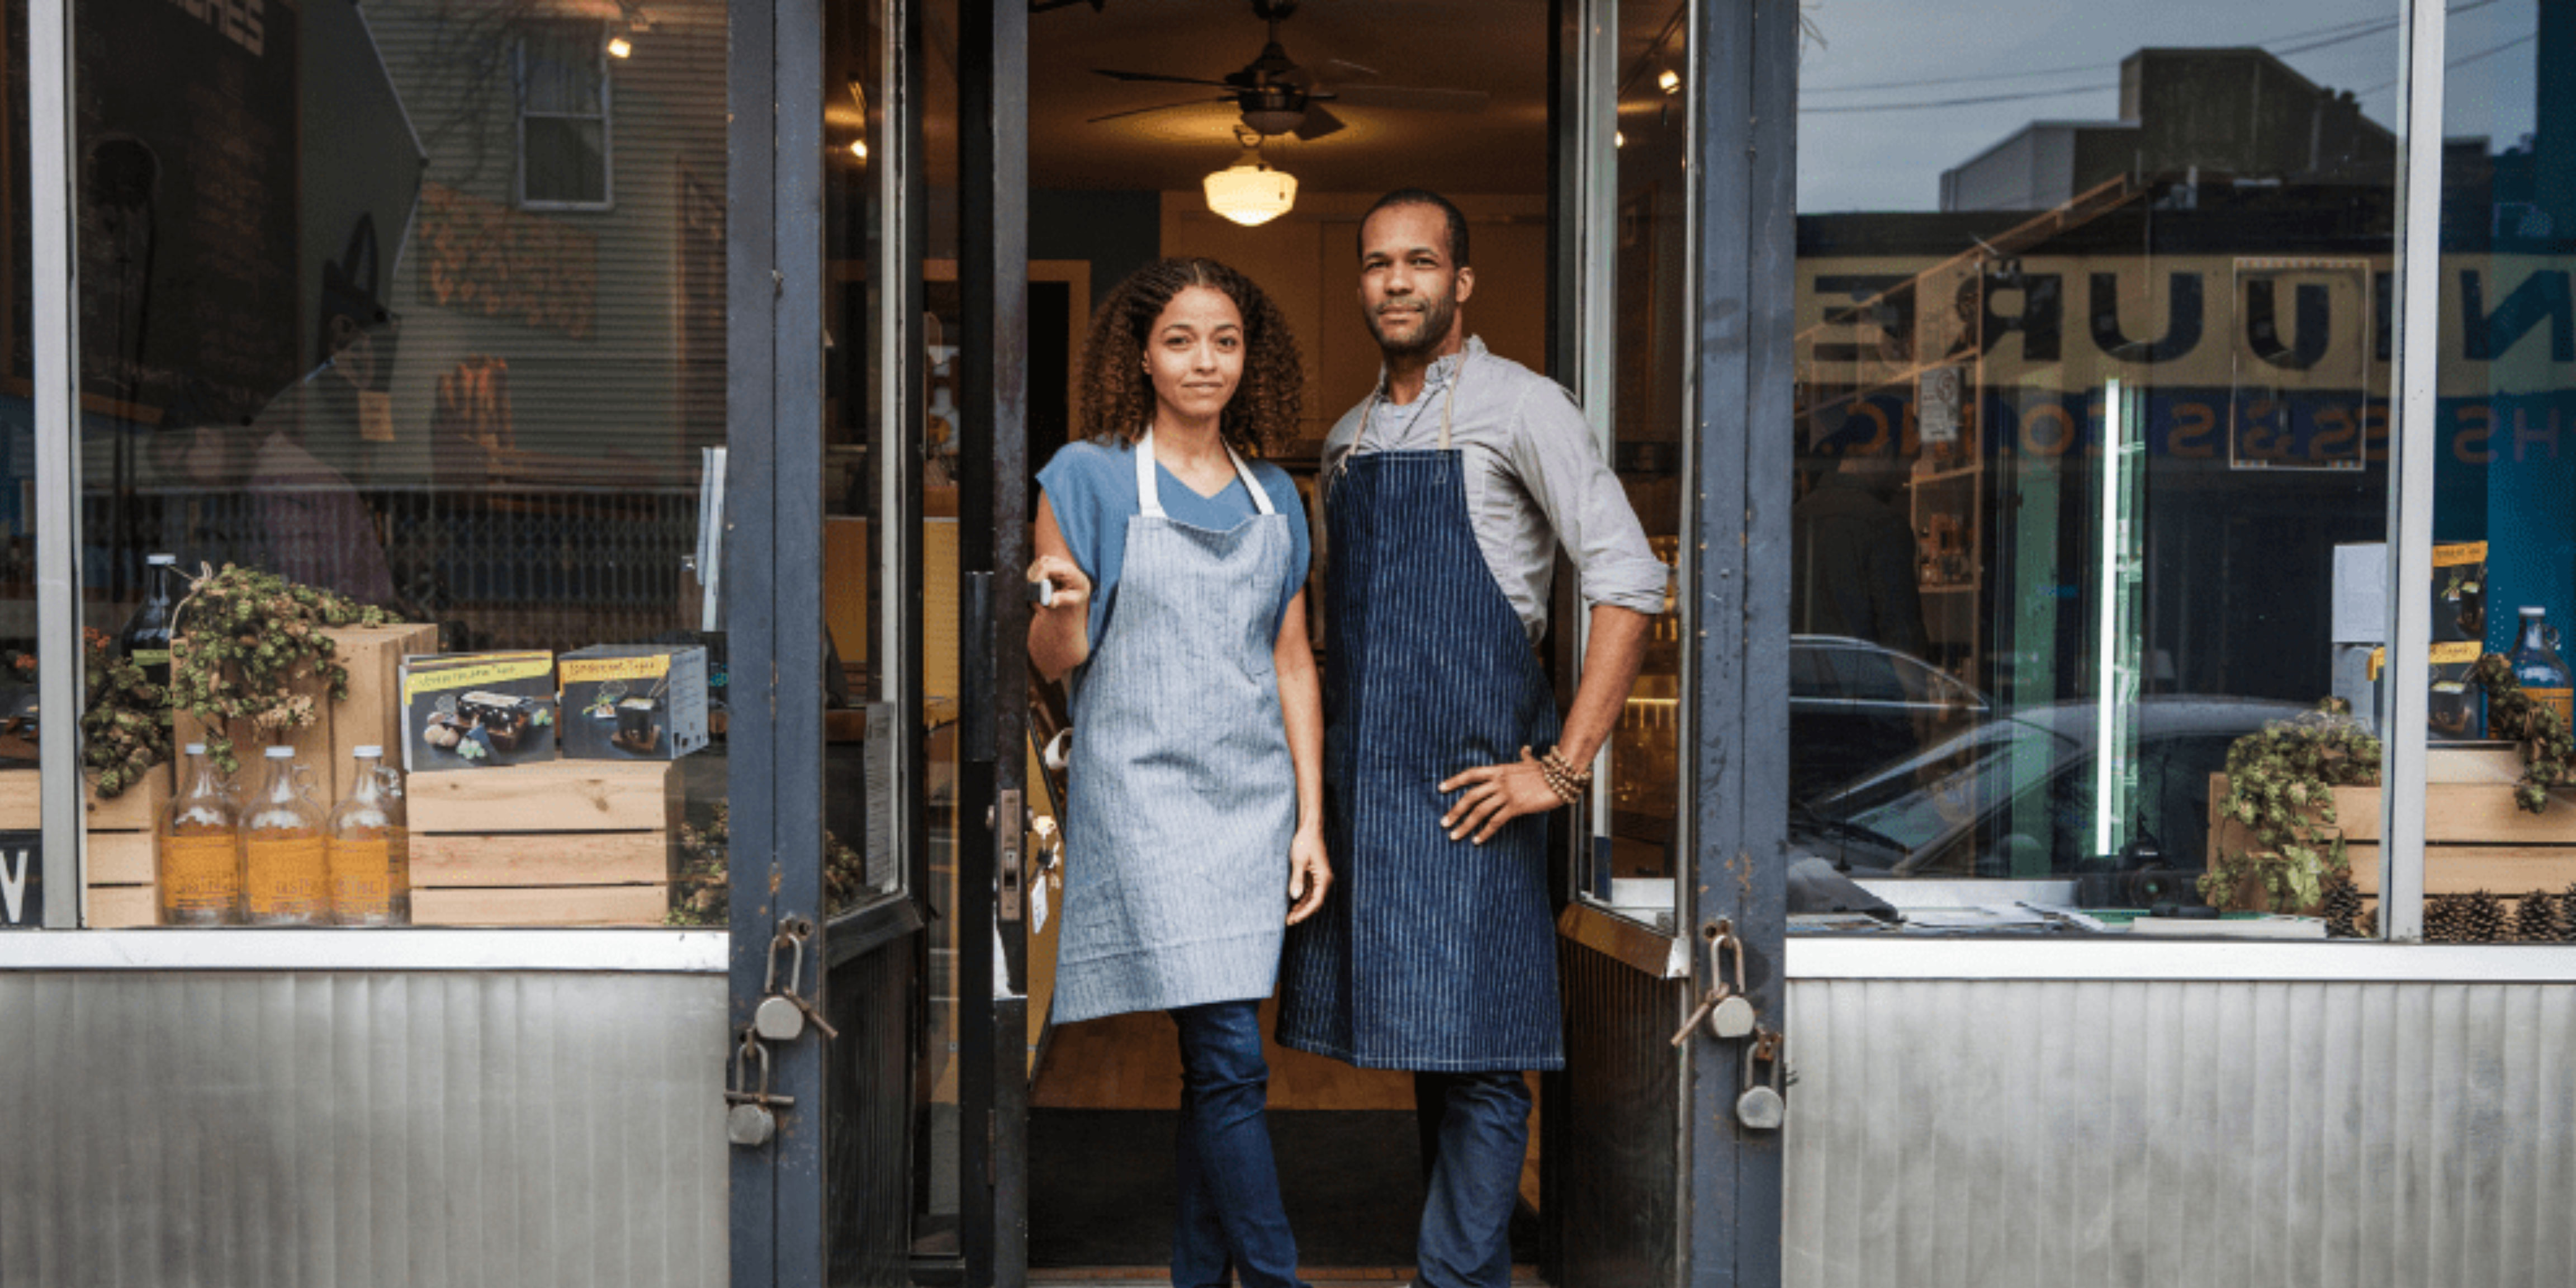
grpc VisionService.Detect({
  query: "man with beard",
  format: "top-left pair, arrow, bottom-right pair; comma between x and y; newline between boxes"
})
1276,190 -> 1661,1287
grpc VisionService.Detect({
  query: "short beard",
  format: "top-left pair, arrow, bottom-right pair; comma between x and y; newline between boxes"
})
1367,291 -> 1459,358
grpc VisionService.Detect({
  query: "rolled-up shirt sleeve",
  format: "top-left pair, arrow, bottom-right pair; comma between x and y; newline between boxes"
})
1508,383 -> 1668,617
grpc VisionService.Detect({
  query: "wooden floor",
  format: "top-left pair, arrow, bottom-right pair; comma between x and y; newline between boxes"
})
1031,999 -> 1544,1210
1033,1000 -> 1413,1111
1028,1268 -> 1547,1285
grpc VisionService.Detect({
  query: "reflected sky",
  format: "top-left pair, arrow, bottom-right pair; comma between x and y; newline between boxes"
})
1796,0 -> 2537,212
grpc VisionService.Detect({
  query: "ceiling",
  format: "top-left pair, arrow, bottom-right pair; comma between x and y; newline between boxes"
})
948,0 -> 1559,196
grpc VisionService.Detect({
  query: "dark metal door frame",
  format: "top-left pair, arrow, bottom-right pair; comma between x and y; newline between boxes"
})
1683,0 -> 1795,1283
727,0 -> 833,1275
956,2 -> 1033,1286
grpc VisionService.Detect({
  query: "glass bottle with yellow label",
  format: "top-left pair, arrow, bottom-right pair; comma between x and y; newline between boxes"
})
157,741 -> 242,925
326,745 -> 410,926
242,745 -> 329,925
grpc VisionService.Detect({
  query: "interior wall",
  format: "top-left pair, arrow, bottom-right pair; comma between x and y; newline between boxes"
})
1159,192 -> 1552,452
1028,189 -> 1162,312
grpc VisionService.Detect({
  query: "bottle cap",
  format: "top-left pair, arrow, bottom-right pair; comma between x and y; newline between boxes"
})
263,746 -> 294,759
146,553 -> 177,566
354,745 -> 382,758
183,742 -> 206,755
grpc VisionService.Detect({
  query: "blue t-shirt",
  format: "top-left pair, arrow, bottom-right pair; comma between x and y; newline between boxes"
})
1036,438 -> 1311,658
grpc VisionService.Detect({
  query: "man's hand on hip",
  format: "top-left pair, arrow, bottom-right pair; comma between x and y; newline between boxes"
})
1438,746 -> 1563,845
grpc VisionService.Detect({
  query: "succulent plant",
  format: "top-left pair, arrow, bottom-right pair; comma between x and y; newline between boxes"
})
164,564 -> 399,778
2471,653 -> 2576,816
666,802 -> 872,926
2204,701 -> 2380,912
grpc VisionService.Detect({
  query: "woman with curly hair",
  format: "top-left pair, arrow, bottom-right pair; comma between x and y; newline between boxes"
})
1027,257 -> 1327,1288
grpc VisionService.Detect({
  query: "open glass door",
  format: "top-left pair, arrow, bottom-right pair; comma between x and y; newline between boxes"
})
1552,0 -> 1795,1282
728,0 -> 923,1282
939,1 -> 1035,1285
1547,0 -> 1702,1280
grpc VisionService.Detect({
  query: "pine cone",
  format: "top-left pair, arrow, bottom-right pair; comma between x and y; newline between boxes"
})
2461,889 -> 2509,944
2562,883 -> 2576,944
2321,875 -> 2366,940
2515,890 -> 2561,944
2424,894 -> 2463,944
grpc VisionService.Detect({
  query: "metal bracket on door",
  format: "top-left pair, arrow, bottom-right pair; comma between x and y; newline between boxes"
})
993,787 -> 1024,922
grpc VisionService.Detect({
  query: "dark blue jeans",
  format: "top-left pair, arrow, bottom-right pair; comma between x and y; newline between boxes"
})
1172,1000 -> 1302,1288
1413,1071 -> 1532,1288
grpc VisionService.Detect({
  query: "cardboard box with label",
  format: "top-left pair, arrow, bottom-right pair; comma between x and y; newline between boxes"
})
559,646 -> 709,761
400,652 -> 560,771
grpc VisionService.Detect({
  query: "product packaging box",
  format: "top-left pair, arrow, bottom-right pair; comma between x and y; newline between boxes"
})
2428,542 -> 2490,741
559,645 -> 709,761
400,651 -> 559,771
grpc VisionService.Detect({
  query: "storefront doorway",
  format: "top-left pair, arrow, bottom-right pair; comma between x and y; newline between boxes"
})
727,1 -> 1794,1285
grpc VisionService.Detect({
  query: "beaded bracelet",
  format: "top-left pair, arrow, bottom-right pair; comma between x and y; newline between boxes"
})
1536,747 -> 1592,806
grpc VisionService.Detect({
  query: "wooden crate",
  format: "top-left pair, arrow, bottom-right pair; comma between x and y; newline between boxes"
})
407,759 -> 681,926
2209,748 -> 2576,916
0,766 -> 176,927
176,623 -> 441,803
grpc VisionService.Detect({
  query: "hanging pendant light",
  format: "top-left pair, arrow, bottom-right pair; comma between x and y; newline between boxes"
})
1203,142 -> 1297,228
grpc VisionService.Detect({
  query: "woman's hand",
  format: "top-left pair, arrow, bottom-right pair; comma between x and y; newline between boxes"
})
1027,552 -> 1092,614
1437,746 -> 1565,845
1027,496 -> 1094,682
1286,825 -> 1332,925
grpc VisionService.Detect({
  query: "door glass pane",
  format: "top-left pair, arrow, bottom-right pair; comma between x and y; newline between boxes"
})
2426,0 -> 2575,943
914,0 -> 964,1251
1789,1 -> 2399,932
70,0 -> 731,929
1594,0 -> 1693,925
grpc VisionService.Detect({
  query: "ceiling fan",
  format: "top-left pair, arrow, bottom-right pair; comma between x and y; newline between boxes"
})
1085,0 -> 1489,142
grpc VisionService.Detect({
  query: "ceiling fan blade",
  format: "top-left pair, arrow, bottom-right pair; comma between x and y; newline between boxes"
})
1092,68 -> 1237,88
1319,57 -> 1381,80
1292,103 -> 1345,141
1326,83 -> 1489,113
1085,95 -> 1229,125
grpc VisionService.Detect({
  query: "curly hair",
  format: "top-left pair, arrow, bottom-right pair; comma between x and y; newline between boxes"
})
1077,257 -> 1303,457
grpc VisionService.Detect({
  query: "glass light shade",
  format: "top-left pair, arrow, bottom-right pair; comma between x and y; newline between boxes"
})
1203,158 -> 1297,227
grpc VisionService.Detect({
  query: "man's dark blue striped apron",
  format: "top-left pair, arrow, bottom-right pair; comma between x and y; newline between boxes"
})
1277,358 -> 1566,1073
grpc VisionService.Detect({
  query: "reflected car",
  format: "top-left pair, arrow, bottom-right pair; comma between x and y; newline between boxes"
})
1788,635 -> 1987,803
1790,695 -> 2316,880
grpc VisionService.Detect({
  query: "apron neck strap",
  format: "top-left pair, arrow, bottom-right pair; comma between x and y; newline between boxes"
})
1357,350 -> 1467,457
1135,428 -> 1273,519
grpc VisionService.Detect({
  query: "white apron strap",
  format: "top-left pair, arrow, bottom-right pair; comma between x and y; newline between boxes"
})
1134,429 -> 1166,519
1135,428 -> 1276,517
1229,447 -> 1276,515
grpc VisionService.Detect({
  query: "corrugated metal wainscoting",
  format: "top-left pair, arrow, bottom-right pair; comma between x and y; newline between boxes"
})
1783,977 -> 2576,1288
1556,937 -> 1680,1286
0,971 -> 727,1288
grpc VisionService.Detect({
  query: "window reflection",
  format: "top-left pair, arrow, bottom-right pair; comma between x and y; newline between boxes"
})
1791,2 -> 2399,927
2423,0 -> 2576,943
67,0 -> 750,928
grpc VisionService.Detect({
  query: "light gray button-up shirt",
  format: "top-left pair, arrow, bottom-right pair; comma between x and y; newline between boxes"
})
1322,337 -> 1668,642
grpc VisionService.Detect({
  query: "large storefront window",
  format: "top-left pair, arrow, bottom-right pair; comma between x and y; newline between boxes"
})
1788,1 -> 2400,933
47,0 -> 884,932
1,0 -> 40,926
2416,0 -> 2576,944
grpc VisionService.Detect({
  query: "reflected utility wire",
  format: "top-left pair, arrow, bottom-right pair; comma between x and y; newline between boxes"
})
2357,30 -> 2537,96
1799,0 -> 2498,113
